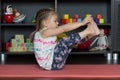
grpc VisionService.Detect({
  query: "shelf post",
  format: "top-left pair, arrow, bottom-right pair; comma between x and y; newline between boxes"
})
113,53 -> 118,64
55,0 -> 57,12
1,53 -> 5,64
107,53 -> 112,60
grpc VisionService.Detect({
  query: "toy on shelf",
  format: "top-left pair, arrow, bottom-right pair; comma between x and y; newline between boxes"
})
89,29 -> 109,51
60,13 -> 105,24
69,18 -> 73,23
13,9 -> 26,23
85,14 -> 92,17
96,14 -> 102,19
4,5 -> 14,23
63,14 -> 69,19
94,18 -> 99,24
61,14 -> 70,24
61,13 -> 82,24
8,34 -> 34,52
74,14 -> 82,22
77,39 -> 91,50
74,14 -> 80,19
4,42 -> 11,52
57,33 -> 67,41
32,14 -> 36,23
94,13 -> 105,24
99,18 -> 104,24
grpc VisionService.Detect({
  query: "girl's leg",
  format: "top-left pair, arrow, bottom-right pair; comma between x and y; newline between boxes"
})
51,33 -> 88,70
51,20 -> 100,70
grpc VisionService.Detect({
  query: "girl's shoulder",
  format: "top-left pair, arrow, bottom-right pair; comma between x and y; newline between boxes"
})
35,31 -> 57,41
34,31 -> 41,37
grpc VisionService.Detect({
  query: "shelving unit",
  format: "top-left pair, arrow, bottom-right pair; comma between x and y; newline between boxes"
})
111,0 -> 120,62
0,0 -> 56,64
0,0 -> 115,64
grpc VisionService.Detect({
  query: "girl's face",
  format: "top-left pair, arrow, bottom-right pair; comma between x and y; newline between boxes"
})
45,14 -> 59,29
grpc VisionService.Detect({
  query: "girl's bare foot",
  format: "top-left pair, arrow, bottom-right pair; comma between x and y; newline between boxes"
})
87,20 -> 100,38
91,20 -> 100,35
78,19 -> 100,39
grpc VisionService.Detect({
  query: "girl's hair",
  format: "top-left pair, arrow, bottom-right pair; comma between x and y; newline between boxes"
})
29,8 -> 56,42
36,8 -> 56,30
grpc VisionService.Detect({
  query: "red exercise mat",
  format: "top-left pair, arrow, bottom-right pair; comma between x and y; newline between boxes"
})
0,64 -> 120,78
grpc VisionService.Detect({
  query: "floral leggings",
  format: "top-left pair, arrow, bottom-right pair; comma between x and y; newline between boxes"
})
51,33 -> 88,70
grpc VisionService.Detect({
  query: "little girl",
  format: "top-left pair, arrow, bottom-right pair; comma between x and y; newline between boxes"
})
30,8 -> 100,70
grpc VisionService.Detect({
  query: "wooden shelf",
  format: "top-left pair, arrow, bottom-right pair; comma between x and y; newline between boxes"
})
2,49 -> 109,55
3,52 -> 34,55
71,50 -> 109,54
97,23 -> 111,26
1,23 -> 36,27
1,23 -> 111,27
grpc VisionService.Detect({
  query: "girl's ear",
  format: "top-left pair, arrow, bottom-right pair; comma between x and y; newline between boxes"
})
43,19 -> 48,27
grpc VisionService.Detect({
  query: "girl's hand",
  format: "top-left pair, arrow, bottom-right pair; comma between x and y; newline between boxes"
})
82,16 -> 93,25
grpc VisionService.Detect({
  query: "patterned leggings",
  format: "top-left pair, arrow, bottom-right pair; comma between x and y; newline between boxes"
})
51,33 -> 88,70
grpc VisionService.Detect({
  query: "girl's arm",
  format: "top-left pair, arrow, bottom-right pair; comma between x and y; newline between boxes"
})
41,16 -> 92,38
58,22 -> 84,32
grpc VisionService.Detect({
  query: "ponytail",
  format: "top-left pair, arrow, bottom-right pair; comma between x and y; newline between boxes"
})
29,30 -> 37,43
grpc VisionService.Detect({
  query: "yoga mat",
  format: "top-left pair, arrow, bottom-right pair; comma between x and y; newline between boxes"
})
0,64 -> 120,78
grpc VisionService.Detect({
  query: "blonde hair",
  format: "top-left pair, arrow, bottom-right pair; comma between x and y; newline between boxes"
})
29,8 -> 56,42
36,8 -> 57,30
